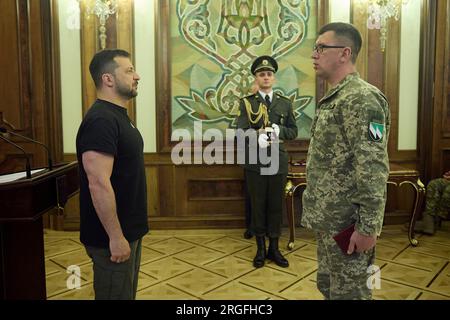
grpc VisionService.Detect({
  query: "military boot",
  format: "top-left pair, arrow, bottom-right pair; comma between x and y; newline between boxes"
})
243,229 -> 253,239
267,237 -> 289,268
253,236 -> 266,268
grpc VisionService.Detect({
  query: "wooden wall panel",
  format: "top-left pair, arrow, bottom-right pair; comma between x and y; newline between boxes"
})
116,0 -> 134,61
116,0 -> 136,122
441,2 -> 450,137
351,1 -> 368,81
146,166 -> 160,217
443,149 -> 450,172
384,18 -> 401,159
184,166 -> 245,217
157,164 -> 176,217
0,0 -> 23,128
62,193 -> 80,231
155,0 -> 171,153
80,1 -> 99,115
430,0 -> 450,178
418,0 -> 436,183
105,15 -> 118,48
0,0 -> 61,174
367,29 -> 384,91
29,0 -> 49,167
187,180 -> 244,200
43,0 -> 64,166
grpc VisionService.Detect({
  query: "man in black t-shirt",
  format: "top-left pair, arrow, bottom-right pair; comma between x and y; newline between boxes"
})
76,49 -> 148,300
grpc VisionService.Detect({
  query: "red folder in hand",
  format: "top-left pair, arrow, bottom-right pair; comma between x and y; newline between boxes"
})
333,223 -> 355,254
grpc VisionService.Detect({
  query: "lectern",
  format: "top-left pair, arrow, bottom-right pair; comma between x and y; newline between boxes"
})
0,161 -> 79,299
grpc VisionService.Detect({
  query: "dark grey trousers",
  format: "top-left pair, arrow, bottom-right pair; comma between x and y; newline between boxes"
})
85,238 -> 143,300
245,170 -> 287,238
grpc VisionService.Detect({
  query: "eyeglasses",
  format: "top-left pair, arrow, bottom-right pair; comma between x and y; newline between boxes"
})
313,44 -> 347,54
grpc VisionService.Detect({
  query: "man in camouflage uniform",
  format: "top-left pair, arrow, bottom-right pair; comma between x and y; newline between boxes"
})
301,23 -> 390,300
236,55 -> 298,268
415,170 -> 450,235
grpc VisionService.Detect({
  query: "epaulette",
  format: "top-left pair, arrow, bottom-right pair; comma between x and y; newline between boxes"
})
241,93 -> 257,100
276,93 -> 291,101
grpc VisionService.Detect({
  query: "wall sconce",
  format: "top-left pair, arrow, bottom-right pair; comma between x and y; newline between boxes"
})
86,0 -> 118,49
70,0 -> 118,50
359,0 -> 409,52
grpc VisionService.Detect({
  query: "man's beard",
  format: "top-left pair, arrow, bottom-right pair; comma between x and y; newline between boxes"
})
116,81 -> 138,99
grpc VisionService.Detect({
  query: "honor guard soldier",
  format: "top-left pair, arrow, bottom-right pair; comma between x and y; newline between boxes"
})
236,55 -> 298,268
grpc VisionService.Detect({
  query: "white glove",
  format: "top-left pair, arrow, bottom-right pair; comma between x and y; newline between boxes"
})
258,133 -> 269,148
271,123 -> 280,137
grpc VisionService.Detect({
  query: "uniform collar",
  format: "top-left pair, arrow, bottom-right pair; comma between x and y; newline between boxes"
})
319,72 -> 360,104
258,90 -> 273,102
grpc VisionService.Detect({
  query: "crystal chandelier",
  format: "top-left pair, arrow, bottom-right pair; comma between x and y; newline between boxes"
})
365,0 -> 408,52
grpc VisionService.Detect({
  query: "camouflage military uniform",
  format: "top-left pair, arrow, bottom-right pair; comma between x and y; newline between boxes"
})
301,72 -> 390,299
424,178 -> 450,219
236,92 -> 298,237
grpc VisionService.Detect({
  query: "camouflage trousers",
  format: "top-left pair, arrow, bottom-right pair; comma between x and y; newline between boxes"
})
424,178 -> 450,219
315,231 -> 376,300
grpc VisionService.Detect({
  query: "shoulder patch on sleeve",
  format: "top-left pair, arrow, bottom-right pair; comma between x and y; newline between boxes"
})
367,107 -> 386,142
368,122 -> 384,142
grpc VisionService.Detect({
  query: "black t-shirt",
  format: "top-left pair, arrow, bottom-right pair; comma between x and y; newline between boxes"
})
76,99 -> 149,247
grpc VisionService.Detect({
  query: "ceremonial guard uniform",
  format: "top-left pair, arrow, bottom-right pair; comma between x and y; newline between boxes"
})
236,56 -> 298,268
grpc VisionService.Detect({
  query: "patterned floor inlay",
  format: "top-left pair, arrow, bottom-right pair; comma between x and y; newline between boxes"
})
45,225 -> 450,300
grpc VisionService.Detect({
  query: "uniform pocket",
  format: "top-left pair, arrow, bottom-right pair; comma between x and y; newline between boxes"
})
270,110 -> 287,125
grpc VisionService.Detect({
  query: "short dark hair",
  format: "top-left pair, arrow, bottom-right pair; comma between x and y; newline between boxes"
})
319,22 -> 362,63
89,49 -> 131,88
